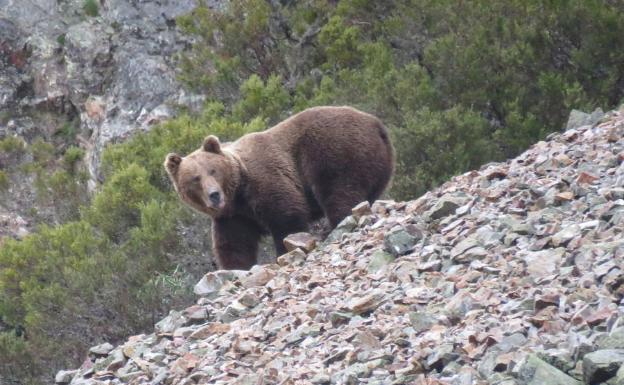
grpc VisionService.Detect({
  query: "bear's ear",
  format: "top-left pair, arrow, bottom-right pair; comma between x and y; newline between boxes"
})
164,153 -> 182,175
203,135 -> 222,154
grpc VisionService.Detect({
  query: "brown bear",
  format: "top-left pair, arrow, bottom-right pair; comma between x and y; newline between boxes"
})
164,106 -> 394,270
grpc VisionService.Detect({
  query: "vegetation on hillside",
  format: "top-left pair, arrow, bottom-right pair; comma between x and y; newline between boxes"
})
2,0 -> 624,383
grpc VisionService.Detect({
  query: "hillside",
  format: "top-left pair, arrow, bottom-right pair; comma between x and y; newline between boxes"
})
3,1 -> 624,384
59,108 -> 623,385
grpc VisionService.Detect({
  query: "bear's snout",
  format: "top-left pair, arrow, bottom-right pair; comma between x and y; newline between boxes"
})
208,191 -> 221,206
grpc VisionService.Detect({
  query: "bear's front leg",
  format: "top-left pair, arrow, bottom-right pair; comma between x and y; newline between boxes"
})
212,216 -> 263,270
268,215 -> 309,256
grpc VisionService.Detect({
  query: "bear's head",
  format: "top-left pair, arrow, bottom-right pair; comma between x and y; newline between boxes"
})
164,135 -> 241,218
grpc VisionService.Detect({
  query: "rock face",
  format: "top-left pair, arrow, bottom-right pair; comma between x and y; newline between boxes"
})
62,108 -> 624,384
0,0 -> 210,184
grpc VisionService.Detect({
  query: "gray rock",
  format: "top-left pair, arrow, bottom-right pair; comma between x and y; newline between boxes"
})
346,289 -> 386,315
523,248 -> 566,279
55,370 -> 78,384
277,248 -> 307,266
326,215 -> 358,243
450,237 -> 480,259
194,270 -> 243,297
551,224 -> 580,247
583,349 -> 624,384
476,226 -> 504,247
154,310 -> 186,334
597,328 -> 624,350
219,301 -> 249,323
537,349 -> 575,374
610,364 -> 624,385
423,194 -> 468,221
426,343 -> 458,371
409,312 -> 436,334
498,333 -> 527,353
566,108 -> 604,130
384,227 -> 418,256
310,373 -> 331,384
368,250 -> 396,273
89,342 -> 114,356
516,354 -> 581,385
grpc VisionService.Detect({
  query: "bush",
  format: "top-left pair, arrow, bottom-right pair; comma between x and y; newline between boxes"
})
83,0 -> 98,17
392,107 -> 500,197
29,138 -> 55,167
62,146 -> 85,171
0,170 -> 8,190
0,136 -> 26,156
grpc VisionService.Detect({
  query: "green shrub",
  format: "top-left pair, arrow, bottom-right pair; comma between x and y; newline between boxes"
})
83,0 -> 98,17
56,34 -> 66,46
0,331 -> 36,383
29,138 -> 55,167
87,164 -> 161,241
0,170 -> 8,190
56,120 -> 78,140
0,136 -> 26,155
233,74 -> 291,124
62,146 -> 85,171
392,106 -> 500,197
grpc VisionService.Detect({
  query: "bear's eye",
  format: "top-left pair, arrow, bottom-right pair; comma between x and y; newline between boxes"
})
209,169 -> 216,176
192,175 -> 200,183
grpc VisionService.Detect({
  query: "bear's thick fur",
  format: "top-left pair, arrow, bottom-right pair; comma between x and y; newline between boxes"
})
165,106 -> 394,269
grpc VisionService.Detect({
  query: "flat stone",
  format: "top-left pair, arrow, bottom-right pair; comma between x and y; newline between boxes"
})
409,312 -> 436,334
498,333 -> 527,353
450,237 -> 480,259
154,310 -> 186,334
106,349 -> 126,372
555,191 -> 574,203
551,224 -> 581,247
189,323 -> 231,340
326,215 -> 358,243
277,248 -> 307,266
352,201 -> 372,219
426,343 -> 458,371
384,227 -> 418,256
583,349 -> 624,384
577,171 -> 599,185
194,270 -> 243,297
517,354 -> 581,385
283,232 -> 317,253
346,289 -> 386,315
597,328 -> 624,350
368,250 -> 396,273
89,342 -> 114,356
55,370 -> 78,384
241,264 -> 276,287
524,248 -> 566,279
424,197 -> 461,221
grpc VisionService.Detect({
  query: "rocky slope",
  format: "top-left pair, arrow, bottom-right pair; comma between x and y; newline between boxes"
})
58,107 -> 624,385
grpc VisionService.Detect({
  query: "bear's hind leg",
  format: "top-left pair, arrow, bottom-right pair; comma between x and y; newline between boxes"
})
212,216 -> 262,270
318,185 -> 369,228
